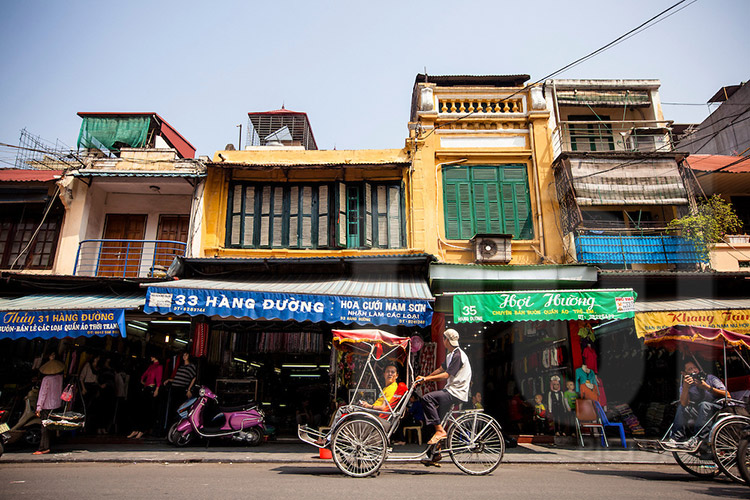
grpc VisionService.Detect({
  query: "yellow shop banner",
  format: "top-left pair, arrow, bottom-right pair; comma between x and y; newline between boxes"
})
634,309 -> 750,337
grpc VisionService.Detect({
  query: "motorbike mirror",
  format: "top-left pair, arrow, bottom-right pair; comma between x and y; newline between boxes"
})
199,387 -> 206,397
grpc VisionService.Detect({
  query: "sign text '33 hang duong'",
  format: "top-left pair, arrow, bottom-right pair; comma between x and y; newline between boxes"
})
0,309 -> 127,340
144,286 -> 434,328
453,289 -> 637,323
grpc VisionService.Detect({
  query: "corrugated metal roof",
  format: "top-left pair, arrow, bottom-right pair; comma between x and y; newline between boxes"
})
210,161 -> 409,169
71,170 -> 205,178
688,154 -> 750,173
182,253 -> 434,265
0,169 -> 62,182
635,297 -> 750,313
147,275 -> 433,301
414,74 -> 529,87
0,293 -> 145,311
557,89 -> 651,107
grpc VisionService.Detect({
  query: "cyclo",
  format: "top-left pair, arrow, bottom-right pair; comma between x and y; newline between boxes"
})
635,326 -> 750,484
298,329 -> 505,477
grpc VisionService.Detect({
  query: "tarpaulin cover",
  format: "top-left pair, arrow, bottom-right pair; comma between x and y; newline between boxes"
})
77,116 -> 151,153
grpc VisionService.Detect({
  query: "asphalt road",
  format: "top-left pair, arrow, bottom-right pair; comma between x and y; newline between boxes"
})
0,463 -> 748,499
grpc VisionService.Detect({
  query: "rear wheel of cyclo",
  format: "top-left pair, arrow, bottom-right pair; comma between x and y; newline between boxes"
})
710,415 -> 750,484
448,413 -> 505,475
737,436 -> 750,484
331,418 -> 387,478
673,451 -> 720,478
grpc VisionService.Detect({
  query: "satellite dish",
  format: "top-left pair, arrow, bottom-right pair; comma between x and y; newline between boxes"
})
410,335 -> 424,353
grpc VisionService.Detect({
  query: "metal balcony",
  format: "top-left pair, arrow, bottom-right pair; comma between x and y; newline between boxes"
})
575,234 -> 704,266
73,239 -> 187,278
552,120 -> 674,157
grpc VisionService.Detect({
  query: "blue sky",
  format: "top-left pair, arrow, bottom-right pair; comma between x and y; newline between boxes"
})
0,0 -> 748,158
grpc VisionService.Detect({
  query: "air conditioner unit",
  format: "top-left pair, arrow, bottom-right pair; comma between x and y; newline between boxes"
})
470,234 -> 512,264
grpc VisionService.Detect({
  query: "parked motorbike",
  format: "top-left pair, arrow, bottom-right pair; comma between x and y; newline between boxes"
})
7,386 -> 43,447
0,423 -> 9,458
167,386 -> 264,447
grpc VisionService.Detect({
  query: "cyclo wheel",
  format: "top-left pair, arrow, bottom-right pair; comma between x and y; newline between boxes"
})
710,415 -> 750,484
737,434 -> 750,484
447,412 -> 505,475
331,418 -> 387,478
673,451 -> 720,478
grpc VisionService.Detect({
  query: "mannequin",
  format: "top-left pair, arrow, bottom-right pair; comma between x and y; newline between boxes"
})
575,364 -> 597,393
546,375 -> 566,435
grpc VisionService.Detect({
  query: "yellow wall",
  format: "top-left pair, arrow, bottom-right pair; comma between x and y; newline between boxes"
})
406,83 -> 565,265
200,148 -> 421,258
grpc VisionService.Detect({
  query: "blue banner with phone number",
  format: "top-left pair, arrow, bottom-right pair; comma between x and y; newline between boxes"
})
0,309 -> 126,339
144,286 -> 433,327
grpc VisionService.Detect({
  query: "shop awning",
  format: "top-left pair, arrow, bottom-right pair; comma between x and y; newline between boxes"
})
634,297 -> 750,337
0,293 -> 144,340
451,288 -> 636,323
143,275 -> 434,328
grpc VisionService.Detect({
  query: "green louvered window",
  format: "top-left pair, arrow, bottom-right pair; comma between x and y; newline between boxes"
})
443,164 -> 534,240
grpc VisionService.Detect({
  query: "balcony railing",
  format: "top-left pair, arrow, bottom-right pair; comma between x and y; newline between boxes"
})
575,234 -> 704,266
553,120 -> 674,156
73,239 -> 187,278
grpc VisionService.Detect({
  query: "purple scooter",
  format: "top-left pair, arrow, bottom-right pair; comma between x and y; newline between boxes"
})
167,386 -> 264,447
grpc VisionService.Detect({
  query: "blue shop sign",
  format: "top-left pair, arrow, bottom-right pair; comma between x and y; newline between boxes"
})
144,286 -> 433,328
0,309 -> 126,340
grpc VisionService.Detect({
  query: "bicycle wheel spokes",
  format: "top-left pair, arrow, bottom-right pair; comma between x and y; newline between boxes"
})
448,413 -> 504,475
331,419 -> 387,478
711,417 -> 748,484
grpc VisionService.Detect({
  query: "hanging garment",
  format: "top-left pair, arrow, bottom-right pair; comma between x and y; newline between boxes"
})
582,345 -> 598,373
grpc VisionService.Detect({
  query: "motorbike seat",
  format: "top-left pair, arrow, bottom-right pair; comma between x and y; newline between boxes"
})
218,402 -> 258,413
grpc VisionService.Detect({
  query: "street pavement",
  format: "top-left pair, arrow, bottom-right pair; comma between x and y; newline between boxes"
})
0,462 -> 748,500
0,437 -> 677,465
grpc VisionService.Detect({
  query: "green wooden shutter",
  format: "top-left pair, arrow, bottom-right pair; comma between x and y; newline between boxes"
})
471,167 -> 500,235
243,185 -> 257,247
336,182 -> 346,247
300,186 -> 313,248
259,186 -> 271,247
499,165 -> 533,239
443,166 -> 473,239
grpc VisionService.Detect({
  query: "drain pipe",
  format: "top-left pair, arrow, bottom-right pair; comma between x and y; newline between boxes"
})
528,120 -> 546,261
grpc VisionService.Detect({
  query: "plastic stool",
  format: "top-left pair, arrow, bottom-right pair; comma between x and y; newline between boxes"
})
403,426 -> 422,445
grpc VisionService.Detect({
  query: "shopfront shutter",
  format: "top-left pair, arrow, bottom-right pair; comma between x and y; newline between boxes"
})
364,182 -> 373,247
318,185 -> 329,247
336,182 -> 346,247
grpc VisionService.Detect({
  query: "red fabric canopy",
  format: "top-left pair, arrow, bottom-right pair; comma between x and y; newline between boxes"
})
643,325 -> 750,355
332,329 -> 410,357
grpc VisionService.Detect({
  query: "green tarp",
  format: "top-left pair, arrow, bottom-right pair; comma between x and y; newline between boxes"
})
453,288 -> 636,323
77,116 -> 151,153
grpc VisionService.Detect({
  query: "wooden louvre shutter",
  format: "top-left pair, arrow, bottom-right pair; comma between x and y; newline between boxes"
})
376,185 -> 387,247
443,166 -> 473,239
300,186 -> 313,247
364,182 -> 373,247
230,185 -> 242,246
289,186 -> 299,248
243,186 -> 256,246
259,186 -> 271,246
471,167 -> 501,234
318,185 -> 329,247
499,165 -> 533,239
336,182 -> 346,247
387,185 -> 401,248
272,186 -> 284,247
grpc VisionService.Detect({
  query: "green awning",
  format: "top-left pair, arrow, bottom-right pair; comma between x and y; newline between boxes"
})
452,288 -> 636,323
